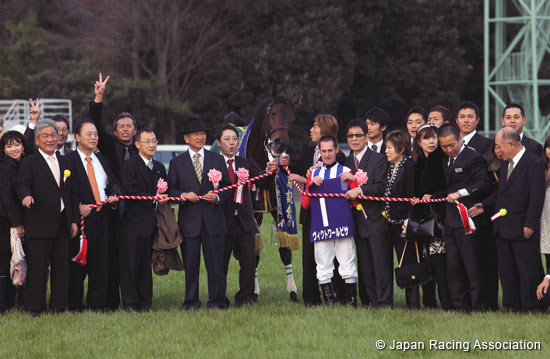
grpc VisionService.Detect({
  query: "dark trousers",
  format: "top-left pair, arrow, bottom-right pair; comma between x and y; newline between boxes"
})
23,217 -> 70,314
119,232 -> 153,311
0,250 -> 15,312
223,217 -> 255,306
301,219 -> 345,306
355,230 -> 393,308
479,222 -> 499,310
183,224 -> 226,309
427,253 -> 453,310
69,210 -> 119,311
389,224 -> 421,309
445,226 -> 486,311
496,235 -> 544,311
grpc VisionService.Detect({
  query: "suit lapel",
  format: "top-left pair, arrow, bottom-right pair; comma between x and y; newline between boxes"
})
74,153 -> 94,197
503,153 -> 528,188
136,157 -> 154,191
358,147 -> 370,171
37,153 -> 61,188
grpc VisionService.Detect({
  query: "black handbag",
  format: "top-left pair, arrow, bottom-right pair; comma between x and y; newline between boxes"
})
394,240 -> 432,289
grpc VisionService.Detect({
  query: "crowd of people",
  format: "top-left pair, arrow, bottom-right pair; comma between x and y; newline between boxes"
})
1,73 -> 550,316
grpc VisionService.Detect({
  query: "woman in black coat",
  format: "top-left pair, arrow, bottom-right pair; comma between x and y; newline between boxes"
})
0,131 -> 26,313
382,130 -> 420,309
289,114 -> 346,306
411,124 -> 453,311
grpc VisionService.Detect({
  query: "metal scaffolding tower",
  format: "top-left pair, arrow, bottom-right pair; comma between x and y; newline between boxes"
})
484,0 -> 550,142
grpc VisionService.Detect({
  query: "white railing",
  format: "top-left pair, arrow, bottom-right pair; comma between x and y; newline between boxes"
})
0,99 -> 72,131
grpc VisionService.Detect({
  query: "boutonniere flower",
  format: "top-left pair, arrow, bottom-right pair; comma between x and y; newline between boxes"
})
234,167 -> 250,204
491,208 -> 507,222
63,169 -> 71,183
156,178 -> 168,195
207,169 -> 222,190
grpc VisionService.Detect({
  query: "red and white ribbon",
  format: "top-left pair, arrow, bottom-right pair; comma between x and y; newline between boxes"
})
456,201 -> 476,235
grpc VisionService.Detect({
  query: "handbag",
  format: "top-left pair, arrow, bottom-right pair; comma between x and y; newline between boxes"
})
406,205 -> 444,241
10,227 -> 27,286
394,240 -> 432,289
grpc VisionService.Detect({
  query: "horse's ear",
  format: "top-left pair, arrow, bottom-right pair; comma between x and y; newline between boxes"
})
270,84 -> 279,99
291,94 -> 303,106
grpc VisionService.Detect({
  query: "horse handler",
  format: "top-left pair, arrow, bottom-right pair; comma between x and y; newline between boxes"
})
303,135 -> 358,306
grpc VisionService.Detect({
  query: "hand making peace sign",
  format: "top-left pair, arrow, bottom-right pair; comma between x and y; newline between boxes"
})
94,72 -> 110,103
29,98 -> 41,124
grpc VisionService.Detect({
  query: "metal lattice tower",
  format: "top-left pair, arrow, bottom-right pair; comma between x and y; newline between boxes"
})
484,0 -> 550,142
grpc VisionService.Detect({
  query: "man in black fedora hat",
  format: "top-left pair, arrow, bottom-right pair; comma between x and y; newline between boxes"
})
167,117 -> 233,310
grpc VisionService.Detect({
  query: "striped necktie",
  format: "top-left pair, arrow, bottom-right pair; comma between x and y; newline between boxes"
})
193,153 -> 202,183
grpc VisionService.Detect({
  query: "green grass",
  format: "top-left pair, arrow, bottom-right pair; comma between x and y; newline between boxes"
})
1,211 -> 549,358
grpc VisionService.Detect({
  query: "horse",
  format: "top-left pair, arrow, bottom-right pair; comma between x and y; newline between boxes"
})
245,84 -> 302,302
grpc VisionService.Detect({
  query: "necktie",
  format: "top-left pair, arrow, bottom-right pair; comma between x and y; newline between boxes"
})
47,155 -> 64,212
193,153 -> 202,183
372,144 -> 377,153
86,157 -> 102,211
56,150 -> 61,157
506,160 -> 514,181
448,157 -> 455,168
313,146 -> 320,164
124,146 -> 130,160
354,156 -> 359,171
227,159 -> 236,184
147,160 -> 153,170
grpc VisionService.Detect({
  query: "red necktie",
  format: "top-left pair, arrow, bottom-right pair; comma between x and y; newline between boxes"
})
227,159 -> 236,184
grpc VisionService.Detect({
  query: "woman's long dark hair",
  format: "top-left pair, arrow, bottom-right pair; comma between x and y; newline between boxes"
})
0,130 -> 26,161
484,140 -> 501,173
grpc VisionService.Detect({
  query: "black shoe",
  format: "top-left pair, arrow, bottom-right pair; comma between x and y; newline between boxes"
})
289,291 -> 299,303
252,294 -> 259,303
344,283 -> 357,308
182,303 -> 201,311
320,283 -> 335,305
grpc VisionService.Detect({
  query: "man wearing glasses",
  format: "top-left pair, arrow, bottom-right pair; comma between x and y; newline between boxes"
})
342,119 -> 390,308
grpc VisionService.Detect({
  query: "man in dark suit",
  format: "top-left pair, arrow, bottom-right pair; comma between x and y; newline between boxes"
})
437,124 -> 490,312
455,101 -> 498,310
118,128 -> 168,311
66,121 -> 122,311
16,119 -> 79,316
455,101 -> 491,155
485,127 -> 546,311
365,107 -> 388,155
89,73 -> 139,177
216,124 -> 276,306
342,119 -> 390,308
167,118 -> 232,310
501,103 -> 543,157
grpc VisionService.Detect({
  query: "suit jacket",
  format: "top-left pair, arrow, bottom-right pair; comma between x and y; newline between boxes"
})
487,151 -> 546,240
522,135 -> 543,158
435,147 -> 490,229
222,156 -> 273,233
89,101 -> 139,177
16,151 -> 79,238
466,132 -> 491,156
167,149 -> 232,238
119,155 -> 166,237
344,147 -> 387,238
0,157 -> 23,228
291,145 -> 346,224
65,150 -> 123,232
385,157 -> 415,222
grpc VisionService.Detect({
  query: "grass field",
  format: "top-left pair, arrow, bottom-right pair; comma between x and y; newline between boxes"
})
1,210 -> 549,358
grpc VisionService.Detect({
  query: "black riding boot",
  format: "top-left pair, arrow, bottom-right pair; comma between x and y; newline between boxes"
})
345,283 -> 358,308
321,282 -> 335,305
0,277 -> 7,314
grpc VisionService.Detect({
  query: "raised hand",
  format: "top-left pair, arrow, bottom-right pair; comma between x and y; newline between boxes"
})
29,98 -> 40,124
94,73 -> 111,103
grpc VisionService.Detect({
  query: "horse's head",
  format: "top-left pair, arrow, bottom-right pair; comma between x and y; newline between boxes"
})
262,84 -> 302,157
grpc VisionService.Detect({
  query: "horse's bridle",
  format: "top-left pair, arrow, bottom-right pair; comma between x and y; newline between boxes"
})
263,101 -> 292,160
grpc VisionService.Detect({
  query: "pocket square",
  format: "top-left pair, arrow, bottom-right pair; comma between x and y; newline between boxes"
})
454,168 -> 463,173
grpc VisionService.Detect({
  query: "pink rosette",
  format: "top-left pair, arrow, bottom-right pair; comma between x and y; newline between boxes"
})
207,168 -> 223,190
314,161 -> 322,169
236,167 -> 249,183
355,169 -> 368,186
156,178 -> 168,195
234,167 -> 250,204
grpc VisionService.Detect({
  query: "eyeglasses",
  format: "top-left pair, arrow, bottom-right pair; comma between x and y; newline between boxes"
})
347,133 -> 365,139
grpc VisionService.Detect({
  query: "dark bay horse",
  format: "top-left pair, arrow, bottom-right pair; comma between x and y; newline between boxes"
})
246,85 -> 302,302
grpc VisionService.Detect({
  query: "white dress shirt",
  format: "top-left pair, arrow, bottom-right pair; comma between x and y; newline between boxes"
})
77,149 -> 108,201
367,139 -> 384,153
461,130 -> 477,146
188,147 -> 205,168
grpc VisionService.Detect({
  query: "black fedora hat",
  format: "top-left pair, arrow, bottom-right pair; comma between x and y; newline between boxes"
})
179,117 -> 211,134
